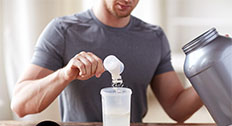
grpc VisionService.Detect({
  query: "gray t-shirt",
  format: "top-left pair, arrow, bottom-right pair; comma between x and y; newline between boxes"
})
31,9 -> 174,122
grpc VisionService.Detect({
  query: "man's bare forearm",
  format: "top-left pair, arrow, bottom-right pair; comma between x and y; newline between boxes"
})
170,87 -> 203,122
11,69 -> 70,117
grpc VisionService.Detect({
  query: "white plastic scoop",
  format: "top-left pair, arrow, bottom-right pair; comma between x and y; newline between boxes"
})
103,55 -> 124,86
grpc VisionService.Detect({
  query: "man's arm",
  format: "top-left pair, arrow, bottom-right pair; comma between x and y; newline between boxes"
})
11,51 -> 105,117
11,64 -> 68,117
150,71 -> 203,122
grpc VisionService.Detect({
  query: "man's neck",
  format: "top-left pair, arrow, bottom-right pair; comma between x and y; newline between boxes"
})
92,2 -> 131,28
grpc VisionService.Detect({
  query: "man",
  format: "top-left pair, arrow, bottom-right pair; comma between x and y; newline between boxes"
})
11,0 -> 203,123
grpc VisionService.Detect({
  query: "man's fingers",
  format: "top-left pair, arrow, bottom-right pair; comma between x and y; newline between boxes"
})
76,56 -> 91,76
88,52 -> 105,77
85,53 -> 98,75
71,58 -> 86,76
71,51 -> 105,79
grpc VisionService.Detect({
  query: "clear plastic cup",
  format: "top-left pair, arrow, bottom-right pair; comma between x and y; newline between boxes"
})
100,87 -> 132,126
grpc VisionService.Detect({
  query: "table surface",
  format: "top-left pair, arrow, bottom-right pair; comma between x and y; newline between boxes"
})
0,121 -> 216,126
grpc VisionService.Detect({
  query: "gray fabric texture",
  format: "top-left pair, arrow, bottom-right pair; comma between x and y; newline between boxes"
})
31,9 -> 174,122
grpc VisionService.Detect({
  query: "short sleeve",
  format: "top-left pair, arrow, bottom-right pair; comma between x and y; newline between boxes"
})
31,18 -> 65,71
155,28 -> 174,75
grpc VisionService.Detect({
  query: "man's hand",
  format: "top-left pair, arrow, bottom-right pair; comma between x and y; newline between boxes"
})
61,51 -> 105,81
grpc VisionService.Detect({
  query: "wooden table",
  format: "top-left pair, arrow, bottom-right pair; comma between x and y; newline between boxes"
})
0,121 -> 216,126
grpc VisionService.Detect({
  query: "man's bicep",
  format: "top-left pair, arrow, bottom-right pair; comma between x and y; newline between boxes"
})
17,64 -> 54,83
150,71 -> 184,110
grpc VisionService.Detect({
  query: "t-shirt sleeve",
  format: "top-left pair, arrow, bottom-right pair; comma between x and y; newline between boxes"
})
155,28 -> 174,75
31,18 -> 65,71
